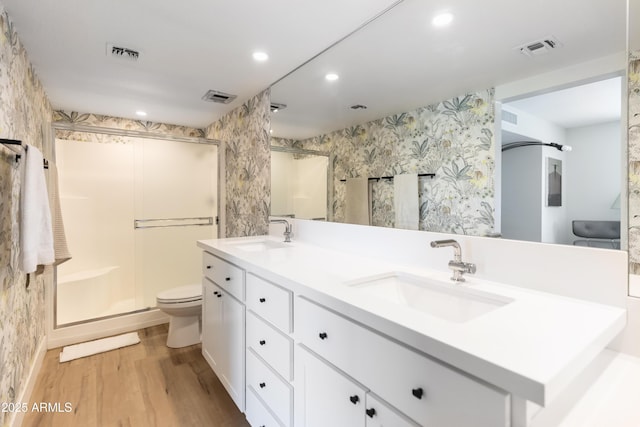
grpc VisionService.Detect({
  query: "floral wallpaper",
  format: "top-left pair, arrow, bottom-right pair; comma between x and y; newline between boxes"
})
0,6 -> 52,427
273,89 -> 495,236
53,110 -> 206,139
629,50 -> 640,274
206,90 -> 271,237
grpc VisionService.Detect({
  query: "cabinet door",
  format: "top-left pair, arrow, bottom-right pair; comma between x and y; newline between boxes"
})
365,394 -> 418,427
295,347 -> 365,427
220,287 -> 246,411
202,279 -> 222,371
202,278 -> 245,412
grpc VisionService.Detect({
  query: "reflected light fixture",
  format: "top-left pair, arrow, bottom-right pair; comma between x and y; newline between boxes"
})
502,141 -> 572,152
432,12 -> 454,27
252,51 -> 269,62
325,73 -> 339,81
136,111 -> 147,117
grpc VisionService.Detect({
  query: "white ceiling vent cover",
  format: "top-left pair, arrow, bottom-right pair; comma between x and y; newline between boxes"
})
106,43 -> 141,61
515,36 -> 562,57
202,90 -> 237,104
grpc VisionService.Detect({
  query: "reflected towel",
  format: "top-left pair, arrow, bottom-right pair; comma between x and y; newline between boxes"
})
20,145 -> 54,273
345,178 -> 370,225
48,163 -> 72,265
394,173 -> 419,230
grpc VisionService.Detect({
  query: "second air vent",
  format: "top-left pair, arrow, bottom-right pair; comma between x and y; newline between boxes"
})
202,90 -> 237,104
107,44 -> 141,61
516,36 -> 562,57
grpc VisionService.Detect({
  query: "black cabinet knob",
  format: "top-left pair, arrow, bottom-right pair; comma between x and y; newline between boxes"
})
412,387 -> 424,399
217,293 -> 222,298
225,277 -> 231,281
318,332 -> 328,340
259,297 -> 266,303
259,340 -> 266,346
366,408 -> 376,418
349,395 -> 359,405
213,291 -> 219,296
259,382 -> 266,389
206,265 -> 212,269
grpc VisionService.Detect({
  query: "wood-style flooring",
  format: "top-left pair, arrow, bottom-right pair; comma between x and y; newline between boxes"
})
23,325 -> 250,427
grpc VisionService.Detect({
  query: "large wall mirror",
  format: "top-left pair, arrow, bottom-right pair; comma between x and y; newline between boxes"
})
268,0 -> 630,283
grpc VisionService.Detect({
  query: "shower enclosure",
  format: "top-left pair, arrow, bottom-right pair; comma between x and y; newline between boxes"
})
54,132 -> 217,326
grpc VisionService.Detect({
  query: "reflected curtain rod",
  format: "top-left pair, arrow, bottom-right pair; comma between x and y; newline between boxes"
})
502,141 -> 572,152
339,173 -> 435,182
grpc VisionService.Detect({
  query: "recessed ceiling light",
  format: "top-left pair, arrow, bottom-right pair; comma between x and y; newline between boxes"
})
136,111 -> 147,117
432,12 -> 454,27
253,51 -> 269,62
325,73 -> 339,81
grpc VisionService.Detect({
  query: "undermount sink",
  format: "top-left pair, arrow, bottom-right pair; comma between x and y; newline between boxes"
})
345,272 -> 513,323
228,239 -> 290,252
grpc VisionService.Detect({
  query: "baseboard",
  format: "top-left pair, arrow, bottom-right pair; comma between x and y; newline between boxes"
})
10,336 -> 47,427
47,309 -> 169,349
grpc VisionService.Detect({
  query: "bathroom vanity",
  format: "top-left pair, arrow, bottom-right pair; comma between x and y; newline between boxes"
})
197,221 -> 626,427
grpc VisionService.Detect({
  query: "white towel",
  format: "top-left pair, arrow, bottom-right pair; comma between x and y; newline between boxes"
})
394,174 -> 419,230
345,178 -> 370,225
59,332 -> 140,362
20,145 -> 54,273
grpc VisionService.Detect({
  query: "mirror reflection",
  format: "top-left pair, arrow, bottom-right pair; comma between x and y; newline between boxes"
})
270,147 -> 330,221
269,0 -> 626,247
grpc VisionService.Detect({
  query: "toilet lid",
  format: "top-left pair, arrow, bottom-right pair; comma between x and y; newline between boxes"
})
157,284 -> 202,303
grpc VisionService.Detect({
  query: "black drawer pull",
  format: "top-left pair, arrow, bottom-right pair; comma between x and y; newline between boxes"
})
217,293 -> 222,298
225,277 -> 231,281
259,297 -> 266,303
318,332 -> 328,340
412,387 -> 424,399
366,408 -> 376,418
349,395 -> 359,405
259,340 -> 266,346
213,291 -> 219,296
206,265 -> 212,269
259,382 -> 266,389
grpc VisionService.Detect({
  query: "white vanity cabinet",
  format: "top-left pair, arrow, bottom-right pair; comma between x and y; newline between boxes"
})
295,297 -> 510,427
244,273 -> 294,427
201,253 -> 245,411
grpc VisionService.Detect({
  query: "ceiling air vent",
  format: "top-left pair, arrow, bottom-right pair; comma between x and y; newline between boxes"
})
201,89 -> 237,104
270,102 -> 287,112
107,43 -> 141,61
502,110 -> 518,125
516,36 -> 562,57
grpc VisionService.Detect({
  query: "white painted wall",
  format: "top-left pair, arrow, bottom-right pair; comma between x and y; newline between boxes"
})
564,121 -> 621,243
501,105 -> 568,243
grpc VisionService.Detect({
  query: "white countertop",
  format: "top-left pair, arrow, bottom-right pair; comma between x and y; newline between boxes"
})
197,236 -> 626,407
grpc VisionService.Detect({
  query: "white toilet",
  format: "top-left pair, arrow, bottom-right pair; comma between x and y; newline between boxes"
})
156,284 -> 202,348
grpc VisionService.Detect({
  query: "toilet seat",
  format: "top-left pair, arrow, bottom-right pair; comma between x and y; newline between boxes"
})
156,284 -> 202,304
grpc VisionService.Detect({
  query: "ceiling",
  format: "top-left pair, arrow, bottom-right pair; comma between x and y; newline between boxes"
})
505,76 -> 622,129
2,0 -> 627,134
1,0 -> 401,128
269,0 -> 627,140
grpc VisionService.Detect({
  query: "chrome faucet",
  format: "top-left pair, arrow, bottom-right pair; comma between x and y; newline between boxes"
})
430,239 -> 476,282
270,219 -> 292,242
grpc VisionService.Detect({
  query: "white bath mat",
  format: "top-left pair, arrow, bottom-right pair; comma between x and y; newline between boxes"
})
59,332 -> 140,363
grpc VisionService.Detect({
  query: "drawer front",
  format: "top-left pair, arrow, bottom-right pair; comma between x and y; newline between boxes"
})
247,311 -> 293,380
365,393 -> 419,427
246,274 -> 292,333
246,388 -> 284,427
296,297 -> 510,427
247,349 -> 292,427
203,252 -> 244,299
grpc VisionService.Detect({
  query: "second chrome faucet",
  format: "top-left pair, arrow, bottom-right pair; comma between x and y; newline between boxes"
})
430,239 -> 476,282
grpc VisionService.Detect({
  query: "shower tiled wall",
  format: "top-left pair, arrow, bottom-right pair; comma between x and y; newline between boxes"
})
0,6 -> 52,425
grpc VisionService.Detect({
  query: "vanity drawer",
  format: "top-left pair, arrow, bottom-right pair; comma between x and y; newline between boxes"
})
295,297 -> 510,427
246,388 -> 284,427
246,349 -> 292,427
247,311 -> 293,380
246,273 -> 292,333
202,252 -> 244,300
